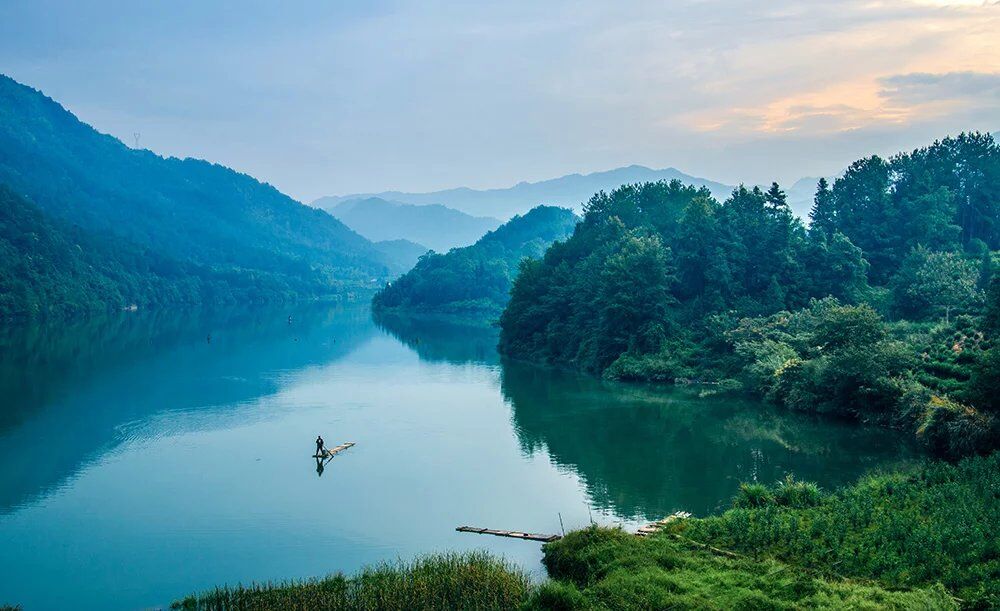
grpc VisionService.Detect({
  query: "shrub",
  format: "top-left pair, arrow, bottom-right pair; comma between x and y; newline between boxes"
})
732,482 -> 773,508
773,475 -> 823,508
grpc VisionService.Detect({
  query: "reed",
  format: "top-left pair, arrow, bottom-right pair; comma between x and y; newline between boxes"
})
171,551 -> 531,611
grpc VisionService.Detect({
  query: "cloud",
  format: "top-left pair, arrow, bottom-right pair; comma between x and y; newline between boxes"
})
879,72 -> 1000,106
2,0 -> 998,196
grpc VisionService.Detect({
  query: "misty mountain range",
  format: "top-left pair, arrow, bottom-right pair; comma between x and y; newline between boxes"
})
317,165 -> 826,223
315,166 -> 734,219
317,197 -> 501,253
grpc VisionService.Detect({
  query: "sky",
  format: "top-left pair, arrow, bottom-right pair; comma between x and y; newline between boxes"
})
2,0 -> 998,202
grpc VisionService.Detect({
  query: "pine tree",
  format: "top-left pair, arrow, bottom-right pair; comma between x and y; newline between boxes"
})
809,178 -> 835,239
764,182 -> 788,212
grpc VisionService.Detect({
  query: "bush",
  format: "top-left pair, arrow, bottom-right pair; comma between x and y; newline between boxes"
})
732,483 -> 774,509
915,395 -> 997,458
773,475 -> 823,508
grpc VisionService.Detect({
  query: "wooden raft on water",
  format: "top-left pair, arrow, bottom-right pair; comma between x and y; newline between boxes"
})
313,441 -> 355,459
456,526 -> 561,542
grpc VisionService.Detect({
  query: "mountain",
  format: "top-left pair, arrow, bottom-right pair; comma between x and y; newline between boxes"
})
317,197 -> 501,252
786,176 -> 824,220
372,205 -> 579,317
373,239 -> 430,272
0,74 -> 396,317
318,165 -> 733,219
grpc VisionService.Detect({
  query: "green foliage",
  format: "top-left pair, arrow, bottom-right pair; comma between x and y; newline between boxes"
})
535,526 -> 956,610
672,452 -> 1000,608
171,552 -> 531,611
499,134 -> 1000,458
734,476 -> 822,510
892,246 -> 984,321
969,351 -> 1000,411
728,300 -> 913,419
828,133 -> 999,282
500,179 -> 868,374
773,475 -> 822,508
732,483 -> 773,509
0,186 -> 220,318
372,206 -> 577,317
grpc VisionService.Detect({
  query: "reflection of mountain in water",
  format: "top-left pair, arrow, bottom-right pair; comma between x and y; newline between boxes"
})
0,304 -> 375,513
372,311 -> 500,366
500,361 -> 919,519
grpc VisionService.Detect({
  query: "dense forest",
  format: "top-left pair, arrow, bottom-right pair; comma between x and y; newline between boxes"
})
500,133 -> 999,457
0,186 -> 225,317
0,75 -> 397,319
372,205 -> 578,316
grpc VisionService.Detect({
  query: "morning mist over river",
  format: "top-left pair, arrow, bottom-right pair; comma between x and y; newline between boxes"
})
0,304 -> 919,609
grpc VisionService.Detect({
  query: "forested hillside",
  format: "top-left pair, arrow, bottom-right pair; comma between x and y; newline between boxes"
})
0,75 -> 394,318
0,186 -> 208,317
372,205 -> 578,316
500,133 -> 999,457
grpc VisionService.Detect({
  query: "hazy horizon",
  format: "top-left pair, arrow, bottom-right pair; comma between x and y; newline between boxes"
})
3,0 -> 997,202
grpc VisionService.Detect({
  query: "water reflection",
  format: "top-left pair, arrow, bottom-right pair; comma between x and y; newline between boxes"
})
376,313 -> 919,519
0,303 -> 373,513
372,311 -> 500,365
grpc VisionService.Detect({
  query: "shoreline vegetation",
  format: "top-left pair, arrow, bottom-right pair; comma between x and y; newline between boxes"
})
172,451 -> 997,609
499,134 -> 1000,460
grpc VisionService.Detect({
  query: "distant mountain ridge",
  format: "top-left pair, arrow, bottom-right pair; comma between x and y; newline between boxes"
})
317,196 -> 501,252
373,238 -> 430,272
0,74 -> 395,316
318,165 -> 734,219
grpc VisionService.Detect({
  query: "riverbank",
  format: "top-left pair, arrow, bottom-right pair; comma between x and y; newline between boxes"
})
173,452 -> 996,609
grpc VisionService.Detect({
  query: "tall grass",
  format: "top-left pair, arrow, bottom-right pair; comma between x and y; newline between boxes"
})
171,551 -> 531,611
671,452 -> 1000,607
533,526 -> 955,610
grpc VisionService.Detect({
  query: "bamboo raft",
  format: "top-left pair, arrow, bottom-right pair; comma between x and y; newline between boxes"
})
455,526 -> 561,542
313,441 -> 355,459
635,511 -> 692,537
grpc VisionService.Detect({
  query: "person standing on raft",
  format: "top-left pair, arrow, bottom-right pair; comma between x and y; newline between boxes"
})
316,435 -> 325,457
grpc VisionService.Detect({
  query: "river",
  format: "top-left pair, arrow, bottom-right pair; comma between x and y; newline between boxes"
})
0,304 -> 918,609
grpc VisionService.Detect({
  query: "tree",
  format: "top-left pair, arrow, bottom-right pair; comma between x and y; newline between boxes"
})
978,251 -> 994,292
892,247 -> 982,322
595,230 -> 676,366
764,182 -> 789,212
809,178 -> 836,239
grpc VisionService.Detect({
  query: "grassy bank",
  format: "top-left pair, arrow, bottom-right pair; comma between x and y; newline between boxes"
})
666,452 -> 1000,608
533,528 -> 955,610
172,453 -> 997,609
171,552 -> 531,610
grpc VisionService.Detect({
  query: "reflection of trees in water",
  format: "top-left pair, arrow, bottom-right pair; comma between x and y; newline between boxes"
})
372,310 -> 500,365
0,303 -> 375,513
500,360 -> 918,520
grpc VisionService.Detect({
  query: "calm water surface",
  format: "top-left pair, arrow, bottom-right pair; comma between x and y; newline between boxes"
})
0,304 -> 918,609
